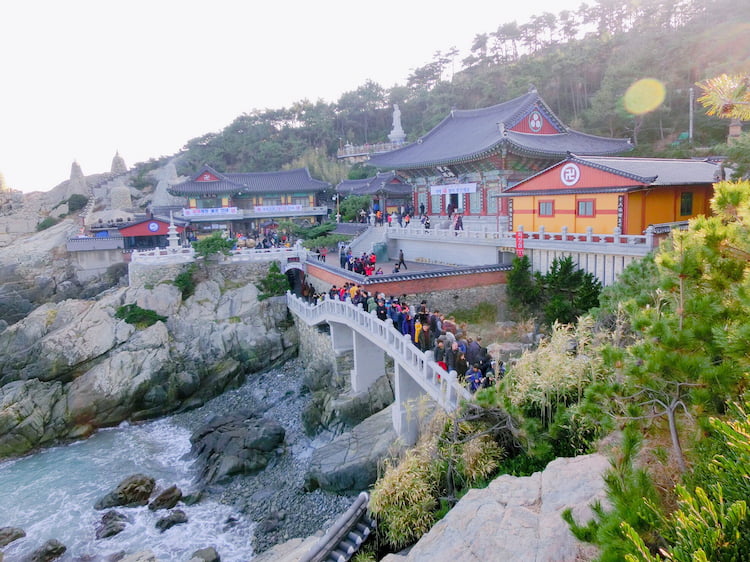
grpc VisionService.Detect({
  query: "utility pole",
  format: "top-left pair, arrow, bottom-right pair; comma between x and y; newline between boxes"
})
689,87 -> 694,144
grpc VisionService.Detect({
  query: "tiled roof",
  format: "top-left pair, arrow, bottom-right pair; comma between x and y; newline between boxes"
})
336,172 -> 413,196
501,155 -> 724,197
571,155 -> 724,185
168,165 -> 330,196
368,91 -> 632,169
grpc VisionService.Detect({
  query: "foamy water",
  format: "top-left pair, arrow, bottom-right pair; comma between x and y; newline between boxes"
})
0,418 -> 256,561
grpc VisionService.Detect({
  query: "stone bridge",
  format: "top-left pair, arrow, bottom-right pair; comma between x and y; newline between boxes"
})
286,292 -> 472,445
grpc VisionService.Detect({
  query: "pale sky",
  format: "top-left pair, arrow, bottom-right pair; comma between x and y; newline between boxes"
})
1,0 -> 584,193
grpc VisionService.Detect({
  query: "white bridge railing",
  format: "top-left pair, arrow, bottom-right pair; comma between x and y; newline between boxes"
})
386,224 -> 656,255
130,244 -> 310,265
287,292 -> 472,412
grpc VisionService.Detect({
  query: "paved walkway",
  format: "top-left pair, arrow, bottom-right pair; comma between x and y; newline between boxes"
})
331,257 -> 456,276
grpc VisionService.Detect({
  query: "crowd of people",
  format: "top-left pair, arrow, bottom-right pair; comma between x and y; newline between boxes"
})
352,202 -> 467,236
337,247 -> 383,276
297,279 -> 505,393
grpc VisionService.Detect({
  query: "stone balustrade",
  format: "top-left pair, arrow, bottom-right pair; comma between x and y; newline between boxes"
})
387,224 -> 655,256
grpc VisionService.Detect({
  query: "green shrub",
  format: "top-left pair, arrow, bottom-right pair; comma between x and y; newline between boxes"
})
173,264 -> 197,300
564,427 -> 664,561
115,303 -> 167,328
301,234 -> 351,250
257,261 -> 289,300
192,232 -> 235,259
36,217 -> 59,231
66,193 -> 88,213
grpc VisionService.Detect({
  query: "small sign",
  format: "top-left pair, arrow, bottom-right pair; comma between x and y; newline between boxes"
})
515,231 -> 525,257
147,221 -> 160,232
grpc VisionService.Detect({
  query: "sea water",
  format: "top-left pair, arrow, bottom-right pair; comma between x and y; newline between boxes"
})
0,418 -> 255,561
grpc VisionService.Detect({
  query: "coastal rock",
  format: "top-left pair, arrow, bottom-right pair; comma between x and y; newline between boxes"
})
0,526 -> 25,547
148,485 -> 182,511
0,220 -> 89,326
190,411 -> 286,484
94,474 -> 155,510
188,547 -> 221,562
381,453 -> 609,562
118,550 -> 158,562
24,538 -> 66,562
251,536 -> 319,562
0,271 -> 297,458
305,405 -> 400,494
0,379 -> 65,457
65,321 -> 171,435
95,510 -> 132,539
156,509 -> 188,532
0,294 -> 133,386
326,375 -> 394,430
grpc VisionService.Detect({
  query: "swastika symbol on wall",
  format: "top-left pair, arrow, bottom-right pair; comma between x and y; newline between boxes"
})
528,111 -> 543,132
560,163 -> 581,186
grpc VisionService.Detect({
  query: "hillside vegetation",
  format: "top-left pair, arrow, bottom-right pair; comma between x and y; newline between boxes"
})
165,0 -> 750,186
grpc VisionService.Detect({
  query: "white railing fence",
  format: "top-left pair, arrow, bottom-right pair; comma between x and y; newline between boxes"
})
387,224 -> 655,250
286,292 -> 472,412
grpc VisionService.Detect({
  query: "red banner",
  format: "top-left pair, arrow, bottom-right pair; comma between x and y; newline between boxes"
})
515,231 -> 525,257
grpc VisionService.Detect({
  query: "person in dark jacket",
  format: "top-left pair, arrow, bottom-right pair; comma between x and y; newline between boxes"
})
467,364 -> 484,392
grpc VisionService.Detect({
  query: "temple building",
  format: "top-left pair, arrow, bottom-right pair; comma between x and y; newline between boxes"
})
118,216 -> 186,250
368,87 -> 632,229
501,155 -> 724,235
167,165 -> 330,236
335,171 -> 412,215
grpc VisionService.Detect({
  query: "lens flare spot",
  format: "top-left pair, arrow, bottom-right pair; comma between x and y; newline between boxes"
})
624,78 -> 666,115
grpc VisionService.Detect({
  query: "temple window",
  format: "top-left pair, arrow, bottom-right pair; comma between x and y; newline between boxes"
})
577,199 -> 595,217
680,192 -> 693,216
539,200 -> 554,216
469,190 -> 482,214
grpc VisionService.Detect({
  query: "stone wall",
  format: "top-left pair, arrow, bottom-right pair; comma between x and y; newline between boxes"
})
128,259 -> 279,288
399,283 -> 507,317
293,314 -> 336,373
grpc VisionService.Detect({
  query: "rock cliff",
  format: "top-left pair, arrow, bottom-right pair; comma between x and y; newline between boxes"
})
0,271 -> 297,458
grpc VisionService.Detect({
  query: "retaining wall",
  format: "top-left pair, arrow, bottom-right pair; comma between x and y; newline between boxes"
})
128,259 -> 278,288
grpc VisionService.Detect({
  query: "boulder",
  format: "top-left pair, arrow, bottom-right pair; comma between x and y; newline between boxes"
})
23,538 -> 66,562
148,484 -> 182,511
0,526 -> 25,547
305,405 -> 400,494
257,510 -> 286,533
327,375 -> 394,429
156,509 -> 188,532
190,411 -> 285,484
251,536 -> 319,562
0,379 -> 65,457
118,550 -> 158,562
188,547 -> 221,562
95,510 -> 132,539
381,453 -> 609,562
94,474 -> 155,510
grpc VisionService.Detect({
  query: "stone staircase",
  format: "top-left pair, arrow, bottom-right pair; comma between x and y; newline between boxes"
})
344,225 -> 387,256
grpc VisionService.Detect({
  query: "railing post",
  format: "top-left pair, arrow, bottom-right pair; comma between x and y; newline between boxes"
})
586,226 -> 593,242
561,226 -> 568,241
645,225 -> 654,248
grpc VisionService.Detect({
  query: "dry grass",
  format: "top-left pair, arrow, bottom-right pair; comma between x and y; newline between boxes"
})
476,316 -> 537,344
636,414 -> 702,514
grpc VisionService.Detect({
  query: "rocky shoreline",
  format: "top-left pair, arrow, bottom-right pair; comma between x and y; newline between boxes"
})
169,357 -> 355,555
